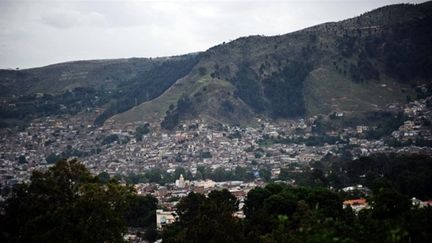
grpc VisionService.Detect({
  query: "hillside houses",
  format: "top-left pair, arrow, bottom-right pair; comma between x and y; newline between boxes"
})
1,96 -> 432,187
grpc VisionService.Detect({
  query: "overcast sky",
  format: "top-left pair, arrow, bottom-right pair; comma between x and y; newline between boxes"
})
0,0 -> 426,69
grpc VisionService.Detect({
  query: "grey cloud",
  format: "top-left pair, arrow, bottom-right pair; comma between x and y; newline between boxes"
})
41,10 -> 107,29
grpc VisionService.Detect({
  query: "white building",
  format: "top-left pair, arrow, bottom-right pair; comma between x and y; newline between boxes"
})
156,209 -> 177,230
175,174 -> 185,188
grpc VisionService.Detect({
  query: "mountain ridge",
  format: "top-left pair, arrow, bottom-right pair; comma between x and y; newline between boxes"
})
1,1 -> 431,127
112,1 -> 432,125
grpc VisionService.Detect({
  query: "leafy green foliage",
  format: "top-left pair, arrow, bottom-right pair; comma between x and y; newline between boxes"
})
121,165 -> 257,184
312,111 -> 406,139
349,56 -> 380,82
244,184 -> 432,242
336,34 -> 356,58
263,61 -> 311,117
365,112 -> 406,139
17,155 -> 27,164
162,182 -> 432,243
135,123 -> 150,141
228,130 -> 242,139
127,168 -> 170,185
162,190 -> 243,243
258,134 -> 345,147
0,87 -> 102,127
197,166 -> 250,182
200,151 -> 212,159
344,154 -> 432,199
97,171 -> 110,183
383,15 -> 432,82
120,167 -> 195,185
161,96 -> 194,130
259,168 -> 272,181
2,154 -> 431,242
61,144 -> 90,158
309,153 -> 432,201
0,159 -> 150,243
101,134 -> 120,145
232,63 -> 266,112
371,185 -> 411,219
230,60 -> 310,118
45,152 -> 62,164
161,108 -> 179,130
124,195 -> 158,228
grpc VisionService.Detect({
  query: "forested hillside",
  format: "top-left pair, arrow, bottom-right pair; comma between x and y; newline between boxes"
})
114,1 -> 432,125
1,2 -> 432,127
0,54 -> 199,126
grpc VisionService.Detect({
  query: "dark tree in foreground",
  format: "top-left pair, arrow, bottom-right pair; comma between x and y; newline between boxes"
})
162,189 -> 244,243
162,182 -> 432,243
0,159 -> 157,243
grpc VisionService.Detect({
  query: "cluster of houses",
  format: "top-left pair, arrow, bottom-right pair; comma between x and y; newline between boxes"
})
0,96 -> 431,197
392,98 -> 432,142
0,114 -> 337,187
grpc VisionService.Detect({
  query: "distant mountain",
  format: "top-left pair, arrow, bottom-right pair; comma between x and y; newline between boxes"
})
1,1 -> 432,127
0,54 -> 200,126
112,1 -> 432,125
0,58 -> 156,96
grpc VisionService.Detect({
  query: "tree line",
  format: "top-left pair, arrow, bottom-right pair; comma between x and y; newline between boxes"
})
162,182 -> 432,243
0,159 -> 158,242
2,154 -> 432,242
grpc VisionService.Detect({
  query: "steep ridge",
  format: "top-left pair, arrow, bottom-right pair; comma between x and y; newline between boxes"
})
0,54 -> 200,126
1,2 -> 431,127
112,2 -> 432,125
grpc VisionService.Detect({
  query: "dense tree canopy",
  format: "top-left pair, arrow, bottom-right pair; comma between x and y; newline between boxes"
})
162,189 -> 244,243
0,159 -> 157,243
161,96 -> 195,130
263,61 -> 310,118
1,154 -> 432,242
162,182 -> 432,243
135,123 -> 150,141
316,153 -> 432,200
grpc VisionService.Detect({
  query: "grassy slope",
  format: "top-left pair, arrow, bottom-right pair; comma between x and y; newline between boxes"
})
110,73 -> 199,123
110,67 -> 253,124
304,66 -> 415,116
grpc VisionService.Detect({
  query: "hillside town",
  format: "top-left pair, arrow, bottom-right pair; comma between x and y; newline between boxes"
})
2,1 -> 432,242
1,96 -> 431,194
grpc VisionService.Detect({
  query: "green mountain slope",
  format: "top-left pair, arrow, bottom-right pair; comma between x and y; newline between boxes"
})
0,54 -> 200,126
0,58 -> 158,96
112,2 -> 432,125
1,2 -> 432,127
